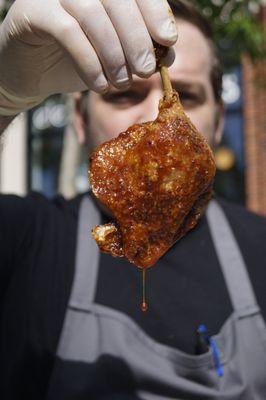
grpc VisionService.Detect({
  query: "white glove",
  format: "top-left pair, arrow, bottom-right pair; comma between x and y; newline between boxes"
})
0,0 -> 177,116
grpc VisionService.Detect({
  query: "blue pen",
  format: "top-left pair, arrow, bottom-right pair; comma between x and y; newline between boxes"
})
197,324 -> 224,378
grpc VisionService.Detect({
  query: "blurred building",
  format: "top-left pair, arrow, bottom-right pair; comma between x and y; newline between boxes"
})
242,6 -> 266,215
214,67 -> 245,205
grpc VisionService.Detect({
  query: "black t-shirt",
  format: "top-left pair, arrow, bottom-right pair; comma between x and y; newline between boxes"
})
0,192 -> 266,399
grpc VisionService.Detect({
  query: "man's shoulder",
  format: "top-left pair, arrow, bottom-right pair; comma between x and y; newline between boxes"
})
216,199 -> 266,317
217,197 -> 266,236
19,190 -> 87,217
50,191 -> 87,216
216,198 -> 266,276
0,191 -> 89,236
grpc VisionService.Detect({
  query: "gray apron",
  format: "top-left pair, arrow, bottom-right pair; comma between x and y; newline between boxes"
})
47,197 -> 266,399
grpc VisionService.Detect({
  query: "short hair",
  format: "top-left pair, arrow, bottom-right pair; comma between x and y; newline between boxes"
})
168,0 -> 223,102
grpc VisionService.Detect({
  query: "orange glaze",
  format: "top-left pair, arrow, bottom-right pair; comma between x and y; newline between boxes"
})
89,91 -> 216,269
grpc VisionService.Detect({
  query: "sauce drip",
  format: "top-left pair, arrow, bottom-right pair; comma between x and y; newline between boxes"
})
140,268 -> 148,312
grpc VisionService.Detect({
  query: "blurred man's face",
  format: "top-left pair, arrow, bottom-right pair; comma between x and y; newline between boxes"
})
78,19 -> 223,150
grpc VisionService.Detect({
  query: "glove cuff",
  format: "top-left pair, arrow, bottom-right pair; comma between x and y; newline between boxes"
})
0,85 -> 44,116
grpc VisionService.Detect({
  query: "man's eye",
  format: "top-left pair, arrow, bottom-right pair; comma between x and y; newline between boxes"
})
179,92 -> 201,108
102,90 -> 144,107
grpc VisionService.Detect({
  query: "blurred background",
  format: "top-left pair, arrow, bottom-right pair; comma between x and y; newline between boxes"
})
0,0 -> 265,215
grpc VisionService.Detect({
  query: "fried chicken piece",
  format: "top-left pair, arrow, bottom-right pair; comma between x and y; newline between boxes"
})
89,79 -> 216,269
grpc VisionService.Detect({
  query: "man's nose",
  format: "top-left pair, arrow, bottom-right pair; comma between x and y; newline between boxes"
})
137,89 -> 163,123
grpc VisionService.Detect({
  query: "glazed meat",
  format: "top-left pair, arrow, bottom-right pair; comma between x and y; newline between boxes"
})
89,69 -> 216,269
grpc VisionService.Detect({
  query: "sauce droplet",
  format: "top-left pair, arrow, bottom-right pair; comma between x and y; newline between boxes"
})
141,301 -> 148,312
141,268 -> 148,312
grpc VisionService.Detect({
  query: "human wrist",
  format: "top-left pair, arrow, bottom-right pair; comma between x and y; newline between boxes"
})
0,84 -> 43,116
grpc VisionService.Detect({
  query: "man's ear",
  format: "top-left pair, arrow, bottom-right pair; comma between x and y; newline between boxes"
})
72,92 -> 87,145
214,101 -> 225,147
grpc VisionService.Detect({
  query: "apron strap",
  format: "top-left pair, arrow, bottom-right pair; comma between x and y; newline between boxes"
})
206,200 -> 259,317
68,195 -> 101,311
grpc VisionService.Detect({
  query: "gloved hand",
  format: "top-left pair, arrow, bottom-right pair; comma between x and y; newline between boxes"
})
0,0 -> 177,116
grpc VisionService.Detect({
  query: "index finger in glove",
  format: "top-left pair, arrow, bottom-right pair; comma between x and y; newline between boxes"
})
60,0 -> 131,88
101,0 -> 156,78
50,8 -> 108,93
136,0 -> 178,47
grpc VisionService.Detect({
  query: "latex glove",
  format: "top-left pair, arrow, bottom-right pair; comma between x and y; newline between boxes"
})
0,0 -> 177,116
